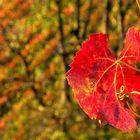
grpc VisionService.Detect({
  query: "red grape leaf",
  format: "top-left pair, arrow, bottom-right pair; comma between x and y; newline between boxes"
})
66,27 -> 140,132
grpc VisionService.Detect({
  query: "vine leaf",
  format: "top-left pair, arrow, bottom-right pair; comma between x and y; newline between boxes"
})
66,27 -> 140,132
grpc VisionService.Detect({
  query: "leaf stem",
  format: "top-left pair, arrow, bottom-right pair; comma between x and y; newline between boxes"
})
118,61 -> 140,72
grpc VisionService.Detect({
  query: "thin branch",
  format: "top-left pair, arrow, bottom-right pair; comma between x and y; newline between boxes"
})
82,0 -> 93,39
136,0 -> 140,9
105,0 -> 112,34
56,0 -> 72,103
56,0 -> 64,45
76,0 -> 80,40
118,0 -> 124,53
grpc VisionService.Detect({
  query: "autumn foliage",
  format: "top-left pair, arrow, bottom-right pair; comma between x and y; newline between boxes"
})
0,0 -> 140,139
67,27 -> 140,132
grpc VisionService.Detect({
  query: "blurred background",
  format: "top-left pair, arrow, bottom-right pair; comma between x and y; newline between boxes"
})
0,0 -> 140,139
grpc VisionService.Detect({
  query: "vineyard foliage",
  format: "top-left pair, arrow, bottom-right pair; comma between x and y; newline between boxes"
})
0,0 -> 140,139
